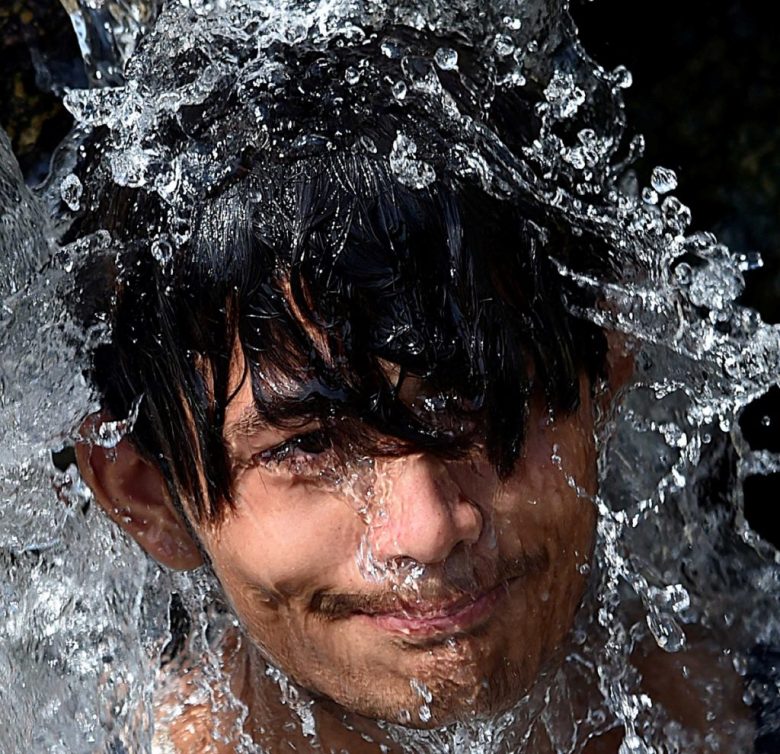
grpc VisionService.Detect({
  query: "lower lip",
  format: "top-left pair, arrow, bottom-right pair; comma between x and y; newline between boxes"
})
358,584 -> 506,638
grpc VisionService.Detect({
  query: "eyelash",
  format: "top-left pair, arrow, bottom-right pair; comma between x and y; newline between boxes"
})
251,430 -> 333,475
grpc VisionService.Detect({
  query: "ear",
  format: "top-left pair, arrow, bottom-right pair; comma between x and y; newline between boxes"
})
75,415 -> 204,570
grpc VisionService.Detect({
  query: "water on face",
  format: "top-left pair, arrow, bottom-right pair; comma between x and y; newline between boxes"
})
1,0 -> 779,752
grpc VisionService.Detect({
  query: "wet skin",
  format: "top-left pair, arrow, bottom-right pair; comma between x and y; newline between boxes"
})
77,361 -> 600,745
78,351 -> 754,752
195,364 -> 599,730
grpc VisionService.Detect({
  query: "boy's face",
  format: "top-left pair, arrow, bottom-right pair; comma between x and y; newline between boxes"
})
186,362 -> 598,726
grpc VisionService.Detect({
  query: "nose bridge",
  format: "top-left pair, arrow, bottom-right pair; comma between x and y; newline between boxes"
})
368,453 -> 483,566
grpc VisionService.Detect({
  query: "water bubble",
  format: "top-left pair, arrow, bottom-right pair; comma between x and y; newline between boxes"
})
60,174 -> 83,211
641,187 -> 658,205
391,80 -> 408,100
151,239 -> 173,266
660,195 -> 692,234
345,66 -> 361,84
494,34 -> 515,57
611,65 -> 633,89
650,166 -> 679,194
434,47 -> 458,70
543,71 -> 586,120
389,132 -> 436,189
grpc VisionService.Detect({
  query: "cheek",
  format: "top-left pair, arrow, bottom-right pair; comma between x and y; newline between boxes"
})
203,474 -> 362,609
495,409 -> 598,581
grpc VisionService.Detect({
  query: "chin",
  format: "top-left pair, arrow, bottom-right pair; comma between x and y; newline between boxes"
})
337,655 -> 527,731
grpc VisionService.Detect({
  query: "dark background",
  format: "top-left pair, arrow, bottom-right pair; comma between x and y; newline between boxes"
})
1,0 -> 778,545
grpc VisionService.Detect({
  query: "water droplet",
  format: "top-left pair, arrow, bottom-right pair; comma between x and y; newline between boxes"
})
494,34 -> 515,57
356,135 -> 378,154
646,610 -> 686,652
391,80 -> 407,100
389,132 -> 436,189
345,66 -> 361,85
60,174 -> 83,211
732,653 -> 748,676
151,239 -> 173,266
611,64 -> 633,89
737,250 -> 763,271
89,396 -> 143,449
672,261 -> 692,286
381,40 -> 401,59
434,47 -> 458,70
661,195 -> 691,234
410,678 -> 433,703
641,187 -> 658,205
651,166 -> 678,194
543,71 -> 586,119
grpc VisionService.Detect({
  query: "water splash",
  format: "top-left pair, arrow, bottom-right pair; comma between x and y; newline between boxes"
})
1,0 -> 778,752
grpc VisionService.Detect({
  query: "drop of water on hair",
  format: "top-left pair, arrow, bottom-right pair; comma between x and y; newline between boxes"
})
60,173 -> 83,211
434,47 -> 458,70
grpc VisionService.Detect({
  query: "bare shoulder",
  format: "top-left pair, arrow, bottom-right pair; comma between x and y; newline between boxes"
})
152,672 -> 235,753
152,630 -> 248,754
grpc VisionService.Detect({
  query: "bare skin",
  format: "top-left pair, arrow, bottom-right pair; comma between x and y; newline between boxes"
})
150,626 -> 752,753
77,353 -> 751,752
79,359 -> 601,748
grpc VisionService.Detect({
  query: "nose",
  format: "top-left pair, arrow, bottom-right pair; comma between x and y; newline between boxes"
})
367,453 -> 484,566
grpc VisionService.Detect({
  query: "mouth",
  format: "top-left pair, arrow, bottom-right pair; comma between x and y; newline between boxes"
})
354,581 -> 509,639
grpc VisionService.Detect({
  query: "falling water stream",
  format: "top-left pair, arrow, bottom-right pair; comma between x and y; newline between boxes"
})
1,1 -> 779,753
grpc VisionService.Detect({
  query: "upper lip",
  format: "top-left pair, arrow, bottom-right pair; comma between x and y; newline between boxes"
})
311,565 -> 534,621
357,583 -> 503,619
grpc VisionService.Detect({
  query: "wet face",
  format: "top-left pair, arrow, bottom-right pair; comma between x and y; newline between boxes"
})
189,364 -> 599,728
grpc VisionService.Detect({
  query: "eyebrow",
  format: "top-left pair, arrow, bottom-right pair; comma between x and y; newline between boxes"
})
224,403 -> 268,442
223,394 -> 322,443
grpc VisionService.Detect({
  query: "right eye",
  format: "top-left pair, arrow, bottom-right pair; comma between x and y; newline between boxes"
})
251,429 -> 334,477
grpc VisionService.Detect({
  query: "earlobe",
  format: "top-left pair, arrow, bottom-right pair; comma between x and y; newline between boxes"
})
75,417 -> 204,571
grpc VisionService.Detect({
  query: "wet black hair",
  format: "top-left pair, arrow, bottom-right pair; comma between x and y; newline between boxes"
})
71,31 -> 612,524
